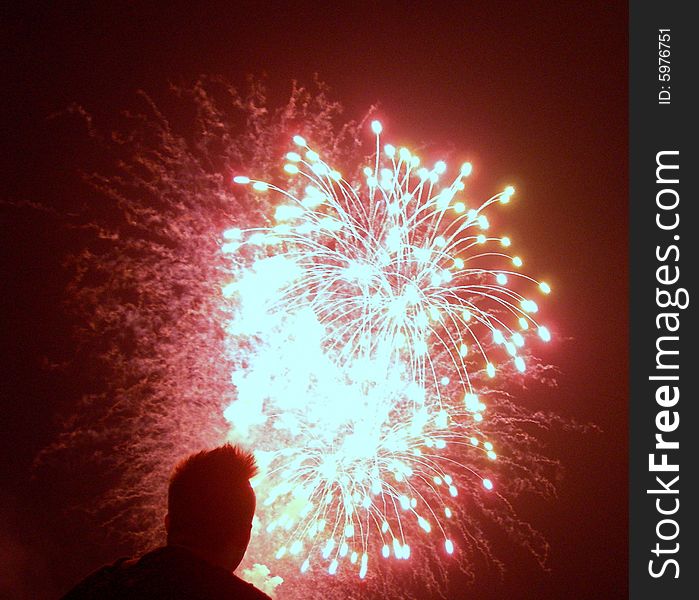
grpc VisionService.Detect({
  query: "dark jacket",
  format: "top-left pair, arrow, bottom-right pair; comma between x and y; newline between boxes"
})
61,545 -> 273,600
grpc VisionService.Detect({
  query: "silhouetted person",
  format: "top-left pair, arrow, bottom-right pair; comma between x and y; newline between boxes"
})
62,444 -> 272,599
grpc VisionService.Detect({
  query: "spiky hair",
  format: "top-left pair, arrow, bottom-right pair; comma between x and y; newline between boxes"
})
167,444 -> 258,549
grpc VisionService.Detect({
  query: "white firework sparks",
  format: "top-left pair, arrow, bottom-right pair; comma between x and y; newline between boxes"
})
221,120 -> 552,579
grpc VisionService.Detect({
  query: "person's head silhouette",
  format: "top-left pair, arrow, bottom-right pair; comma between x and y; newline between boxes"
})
165,444 -> 258,572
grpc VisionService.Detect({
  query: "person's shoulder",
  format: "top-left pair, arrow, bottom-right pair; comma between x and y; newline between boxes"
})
230,574 -> 274,600
60,557 -> 132,599
62,547 -> 274,600
140,546 -> 273,600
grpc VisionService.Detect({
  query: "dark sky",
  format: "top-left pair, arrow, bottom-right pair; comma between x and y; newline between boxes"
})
2,1 -> 627,598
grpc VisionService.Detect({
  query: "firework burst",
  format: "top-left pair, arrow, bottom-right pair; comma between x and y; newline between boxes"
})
222,120 -> 553,580
48,81 -> 560,598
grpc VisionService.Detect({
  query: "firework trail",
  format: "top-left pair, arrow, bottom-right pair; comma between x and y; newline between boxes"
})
47,80 -> 562,599
222,119 -> 553,584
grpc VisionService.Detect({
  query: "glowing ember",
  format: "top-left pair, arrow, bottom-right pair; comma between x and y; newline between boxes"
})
221,121 -> 553,578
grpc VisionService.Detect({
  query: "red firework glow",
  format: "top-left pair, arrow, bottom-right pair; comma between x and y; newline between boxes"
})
52,81 -> 562,599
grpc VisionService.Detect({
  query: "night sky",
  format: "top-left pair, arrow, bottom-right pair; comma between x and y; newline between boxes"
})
2,2 -> 627,598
